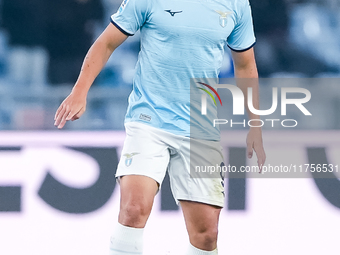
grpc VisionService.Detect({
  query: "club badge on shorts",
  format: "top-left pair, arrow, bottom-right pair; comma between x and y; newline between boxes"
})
215,10 -> 232,28
123,152 -> 139,167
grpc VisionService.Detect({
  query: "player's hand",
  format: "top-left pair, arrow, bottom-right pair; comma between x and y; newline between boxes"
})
54,90 -> 87,129
246,127 -> 266,173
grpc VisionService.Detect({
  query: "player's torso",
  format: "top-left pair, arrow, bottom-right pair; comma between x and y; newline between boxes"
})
139,0 -> 239,72
124,0 -> 246,138
146,0 -> 237,38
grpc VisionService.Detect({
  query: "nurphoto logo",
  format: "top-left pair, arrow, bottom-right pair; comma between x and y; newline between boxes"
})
198,82 -> 312,128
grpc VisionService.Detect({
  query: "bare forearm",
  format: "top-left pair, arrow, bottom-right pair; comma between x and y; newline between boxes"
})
235,67 -> 260,119
72,24 -> 128,96
54,24 -> 127,129
234,63 -> 260,121
73,39 -> 114,95
231,49 -> 266,168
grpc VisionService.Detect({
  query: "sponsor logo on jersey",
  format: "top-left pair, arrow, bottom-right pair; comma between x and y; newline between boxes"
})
118,0 -> 129,13
139,113 -> 152,122
164,10 -> 183,17
215,10 -> 232,28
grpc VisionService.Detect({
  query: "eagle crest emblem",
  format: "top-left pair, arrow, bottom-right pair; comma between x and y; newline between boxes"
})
123,153 -> 139,167
215,10 -> 232,28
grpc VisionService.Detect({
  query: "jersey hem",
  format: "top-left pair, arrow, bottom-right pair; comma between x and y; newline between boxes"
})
124,120 -> 220,141
125,120 -> 190,138
228,41 -> 256,52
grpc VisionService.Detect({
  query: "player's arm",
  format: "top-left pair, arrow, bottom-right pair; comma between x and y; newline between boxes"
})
231,48 -> 266,170
54,23 -> 128,129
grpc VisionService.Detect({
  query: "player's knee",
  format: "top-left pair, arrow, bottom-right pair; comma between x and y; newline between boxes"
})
119,202 -> 150,227
192,228 -> 218,249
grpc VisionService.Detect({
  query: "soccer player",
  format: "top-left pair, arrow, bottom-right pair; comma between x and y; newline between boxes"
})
54,0 -> 266,254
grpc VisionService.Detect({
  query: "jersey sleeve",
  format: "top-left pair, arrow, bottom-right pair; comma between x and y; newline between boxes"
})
227,0 -> 256,52
110,0 -> 150,36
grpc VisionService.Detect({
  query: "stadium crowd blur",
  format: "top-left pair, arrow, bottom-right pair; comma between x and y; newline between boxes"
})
0,0 -> 339,130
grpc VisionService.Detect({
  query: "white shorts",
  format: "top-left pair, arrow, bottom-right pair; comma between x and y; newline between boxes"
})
116,122 -> 225,207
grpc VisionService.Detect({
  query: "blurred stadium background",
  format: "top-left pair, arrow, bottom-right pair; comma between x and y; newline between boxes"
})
0,0 -> 340,255
0,0 -> 340,130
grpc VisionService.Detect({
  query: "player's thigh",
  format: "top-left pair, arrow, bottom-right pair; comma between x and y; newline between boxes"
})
118,175 -> 158,228
119,175 -> 158,212
117,122 -> 171,226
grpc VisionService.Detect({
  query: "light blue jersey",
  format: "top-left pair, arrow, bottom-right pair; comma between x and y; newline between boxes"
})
111,0 -> 255,140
